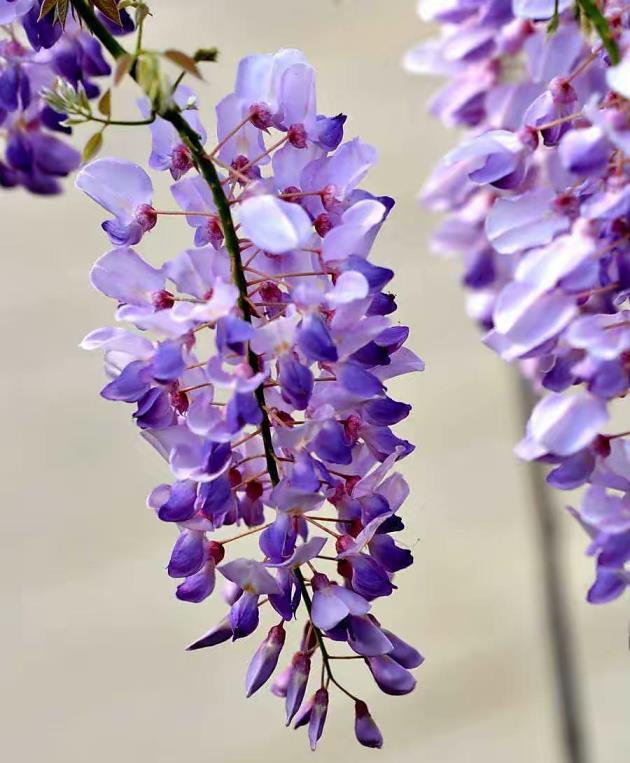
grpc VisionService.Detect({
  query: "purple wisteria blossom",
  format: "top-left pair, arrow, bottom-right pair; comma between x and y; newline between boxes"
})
0,0 -> 132,193
82,47 -> 424,749
406,0 -> 630,604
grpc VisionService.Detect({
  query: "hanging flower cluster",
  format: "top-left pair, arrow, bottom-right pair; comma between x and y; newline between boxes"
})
0,0 -> 132,193
406,0 -> 629,604
81,46 -> 424,749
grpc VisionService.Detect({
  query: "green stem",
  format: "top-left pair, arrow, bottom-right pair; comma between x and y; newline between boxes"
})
86,115 -> 156,127
69,0 -> 357,702
171,70 -> 187,95
135,12 -> 145,56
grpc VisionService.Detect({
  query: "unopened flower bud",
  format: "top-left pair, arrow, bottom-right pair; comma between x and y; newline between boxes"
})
308,688 -> 329,750
245,623 -> 286,697
354,701 -> 383,749
285,652 -> 311,724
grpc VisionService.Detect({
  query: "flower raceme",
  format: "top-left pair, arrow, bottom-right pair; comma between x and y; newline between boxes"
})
406,1 -> 629,604
0,0 -> 132,193
81,48 -> 424,749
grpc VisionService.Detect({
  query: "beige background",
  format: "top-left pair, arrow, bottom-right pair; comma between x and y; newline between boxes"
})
5,1 -> 628,761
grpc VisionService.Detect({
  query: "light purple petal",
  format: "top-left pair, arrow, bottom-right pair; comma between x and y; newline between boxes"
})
311,586 -> 350,630
238,195 -> 312,254
268,536 -> 328,568
516,392 -> 609,459
485,188 -> 569,254
75,158 -> 153,222
219,558 -> 282,596
90,247 -> 165,305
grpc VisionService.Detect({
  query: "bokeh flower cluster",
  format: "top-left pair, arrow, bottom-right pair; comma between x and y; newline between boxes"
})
406,0 -> 629,603
0,0 -> 131,193
81,47 -> 424,748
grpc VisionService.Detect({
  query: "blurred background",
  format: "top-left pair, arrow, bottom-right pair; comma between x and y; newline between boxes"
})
5,1 -> 628,761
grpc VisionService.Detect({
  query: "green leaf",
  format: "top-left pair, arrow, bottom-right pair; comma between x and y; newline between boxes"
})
98,89 -> 112,118
55,0 -> 69,27
163,49 -> 203,79
82,131 -> 104,162
38,0 -> 58,21
92,0 -> 122,26
577,0 -> 620,64
113,53 -> 134,85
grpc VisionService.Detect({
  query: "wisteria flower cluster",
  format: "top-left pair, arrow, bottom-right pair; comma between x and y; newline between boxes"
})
406,0 -> 629,604
0,0 -> 132,193
81,44 -> 424,749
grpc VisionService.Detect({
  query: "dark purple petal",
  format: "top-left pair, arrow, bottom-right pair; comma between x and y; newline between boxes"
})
367,292 -> 397,316
278,355 -> 314,410
347,615 -> 393,656
343,255 -> 393,292
6,131 -> 32,172
23,5 -> 63,49
0,66 -> 19,111
186,617 -> 233,650
198,475 -> 235,522
354,701 -> 383,749
358,494 -> 390,524
308,688 -> 329,751
362,425 -> 414,462
367,655 -> 416,695
338,362 -> 384,398
547,450 -> 596,490
225,392 -> 263,432
349,554 -> 394,599
40,105 -> 72,135
260,513 -> 297,563
151,340 -> 185,383
245,624 -> 286,697
176,561 -> 216,603
31,133 -> 80,176
217,316 -> 253,355
587,566 -> 627,604
297,314 -> 338,362
157,480 -> 197,522
133,387 -> 175,429
363,397 -> 411,426
289,452 -> 321,492
312,420 -> 353,465
381,628 -> 424,669
202,441 -> 232,478
376,326 -> 409,353
369,534 -> 413,573
351,341 -> 390,367
168,530 -> 206,578
100,360 -> 150,402
230,591 -> 260,640
285,652 -> 311,724
268,567 -> 298,620
315,113 -> 346,150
